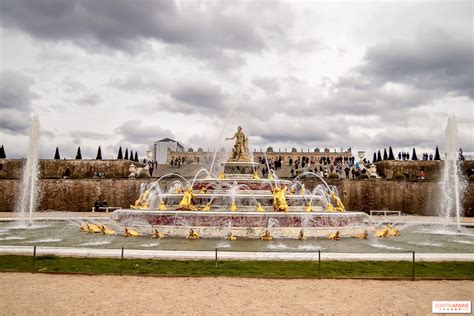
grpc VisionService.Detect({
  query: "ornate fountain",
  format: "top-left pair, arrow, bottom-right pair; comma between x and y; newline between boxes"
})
112,127 -> 370,238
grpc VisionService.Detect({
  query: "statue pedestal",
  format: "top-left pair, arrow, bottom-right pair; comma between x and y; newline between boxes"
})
221,161 -> 258,175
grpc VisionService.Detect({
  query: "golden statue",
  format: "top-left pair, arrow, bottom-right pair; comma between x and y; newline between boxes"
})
252,171 -> 260,179
152,229 -> 163,238
177,188 -> 198,211
131,189 -> 150,209
86,223 -> 102,233
225,126 -> 250,162
200,202 -> 211,211
125,227 -> 140,237
187,229 -> 200,240
387,225 -> 400,237
80,222 -> 89,232
229,201 -> 238,212
159,200 -> 167,211
260,229 -> 273,241
273,186 -> 289,212
352,230 -> 368,239
298,230 -> 306,240
218,172 -> 225,179
330,191 -> 345,212
328,231 -> 340,240
100,225 -> 116,235
375,225 -> 390,238
255,202 -> 265,212
326,202 -> 335,212
305,202 -> 313,212
226,232 -> 237,241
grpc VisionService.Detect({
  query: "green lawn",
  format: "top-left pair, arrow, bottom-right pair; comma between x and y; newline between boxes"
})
0,255 -> 472,279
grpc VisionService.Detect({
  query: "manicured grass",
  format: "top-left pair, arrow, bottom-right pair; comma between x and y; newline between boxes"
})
0,255 -> 473,279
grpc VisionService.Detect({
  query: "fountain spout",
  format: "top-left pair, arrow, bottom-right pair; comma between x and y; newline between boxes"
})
17,115 -> 41,226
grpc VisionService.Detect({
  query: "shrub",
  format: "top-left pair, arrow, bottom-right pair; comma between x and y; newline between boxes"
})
359,174 -> 369,179
469,175 -> 474,182
69,173 -> 84,179
328,173 -> 340,179
394,174 -> 406,180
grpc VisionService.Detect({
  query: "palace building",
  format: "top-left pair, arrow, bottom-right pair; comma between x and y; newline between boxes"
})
151,142 -> 352,165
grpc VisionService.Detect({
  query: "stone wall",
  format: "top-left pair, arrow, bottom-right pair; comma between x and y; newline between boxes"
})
0,159 -> 144,179
1,178 -> 473,215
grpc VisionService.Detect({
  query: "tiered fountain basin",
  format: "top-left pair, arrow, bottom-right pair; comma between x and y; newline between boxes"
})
113,158 -> 366,238
111,209 -> 370,238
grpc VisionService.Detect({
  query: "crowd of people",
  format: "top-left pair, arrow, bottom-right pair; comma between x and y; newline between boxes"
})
256,155 -> 366,179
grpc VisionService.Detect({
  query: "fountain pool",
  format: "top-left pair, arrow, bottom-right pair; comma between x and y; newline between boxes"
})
0,218 -> 473,255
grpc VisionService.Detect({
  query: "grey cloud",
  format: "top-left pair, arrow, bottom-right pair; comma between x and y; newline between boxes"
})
0,71 -> 36,134
63,79 -> 87,93
0,0 -> 286,62
252,77 -> 280,94
41,129 -> 55,139
74,93 -> 102,106
169,81 -> 226,115
110,74 -> 166,92
0,109 -> 31,134
358,32 -> 473,97
69,130 -> 112,140
115,120 -> 175,145
0,70 -> 35,112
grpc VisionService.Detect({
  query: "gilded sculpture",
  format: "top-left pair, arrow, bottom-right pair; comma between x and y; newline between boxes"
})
225,126 -> 250,162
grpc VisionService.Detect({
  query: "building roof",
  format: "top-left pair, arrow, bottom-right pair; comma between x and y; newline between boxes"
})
157,138 -> 178,143
156,138 -> 183,149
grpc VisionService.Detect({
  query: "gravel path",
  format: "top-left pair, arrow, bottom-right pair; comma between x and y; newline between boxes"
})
1,273 -> 472,314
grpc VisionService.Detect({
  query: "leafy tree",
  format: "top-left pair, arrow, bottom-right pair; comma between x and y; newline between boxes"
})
96,146 -> 102,160
117,147 -> 123,159
124,148 -> 129,160
75,147 -> 82,160
434,146 -> 441,160
377,150 -> 382,162
134,151 -> 138,162
383,148 -> 388,160
0,145 -> 5,159
54,147 -> 60,160
129,150 -> 134,161
388,146 -> 395,160
412,148 -> 418,160
373,152 -> 377,163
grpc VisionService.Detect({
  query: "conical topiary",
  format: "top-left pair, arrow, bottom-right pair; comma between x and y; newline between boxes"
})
96,146 -> 102,160
377,150 -> 382,162
388,146 -> 395,160
383,148 -> 388,160
75,147 -> 82,159
0,145 -> 5,159
129,150 -> 134,161
134,151 -> 138,162
117,147 -> 123,159
124,148 -> 129,160
373,152 -> 377,163
434,146 -> 441,160
54,147 -> 61,160
412,148 -> 418,160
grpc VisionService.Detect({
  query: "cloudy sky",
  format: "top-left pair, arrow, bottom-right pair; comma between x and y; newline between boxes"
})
0,0 -> 472,160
